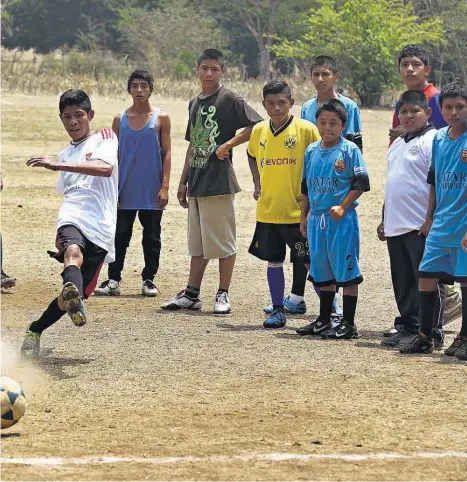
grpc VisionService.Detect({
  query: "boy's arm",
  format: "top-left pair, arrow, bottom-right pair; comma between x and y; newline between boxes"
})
329,190 -> 365,221
300,188 -> 310,239
157,112 -> 171,208
177,145 -> 191,208
216,127 -> 253,160
112,114 -> 121,138
26,157 -> 113,177
419,184 -> 436,237
247,153 -> 261,200
377,203 -> 386,241
462,232 -> 467,251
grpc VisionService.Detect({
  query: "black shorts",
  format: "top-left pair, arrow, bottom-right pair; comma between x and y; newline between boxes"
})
48,225 -> 107,299
248,222 -> 310,263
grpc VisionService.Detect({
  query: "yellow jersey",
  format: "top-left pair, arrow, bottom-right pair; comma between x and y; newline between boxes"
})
247,116 -> 320,223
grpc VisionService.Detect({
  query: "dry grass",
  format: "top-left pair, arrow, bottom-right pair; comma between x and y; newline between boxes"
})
1,94 -> 466,481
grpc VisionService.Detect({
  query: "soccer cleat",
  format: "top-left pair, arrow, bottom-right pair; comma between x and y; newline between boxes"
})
399,333 -> 434,354
321,319 -> 359,339
444,288 -> 462,324
295,316 -> 332,336
142,279 -> 159,297
161,290 -> 202,311
21,329 -> 41,359
214,291 -> 231,314
263,308 -> 286,328
444,335 -> 465,357
93,279 -> 121,296
1,270 -> 16,289
381,330 -> 416,347
61,282 -> 86,327
455,339 -> 467,360
433,331 -> 445,350
264,295 -> 307,314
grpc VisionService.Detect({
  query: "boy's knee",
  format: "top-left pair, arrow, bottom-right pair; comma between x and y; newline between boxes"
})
64,244 -> 83,262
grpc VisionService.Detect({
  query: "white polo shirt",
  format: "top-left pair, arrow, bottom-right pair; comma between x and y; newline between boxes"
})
384,125 -> 436,237
56,129 -> 118,262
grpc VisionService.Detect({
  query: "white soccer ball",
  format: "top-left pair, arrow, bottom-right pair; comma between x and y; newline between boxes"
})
1,376 -> 27,429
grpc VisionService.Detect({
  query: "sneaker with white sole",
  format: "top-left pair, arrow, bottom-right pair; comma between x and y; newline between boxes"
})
142,279 -> 159,297
94,279 -> 121,296
161,290 -> 202,310
214,291 -> 231,314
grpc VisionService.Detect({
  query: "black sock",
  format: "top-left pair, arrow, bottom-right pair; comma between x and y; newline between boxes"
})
319,290 -> 335,321
62,265 -> 84,297
461,287 -> 467,338
185,285 -> 200,299
217,288 -> 228,295
29,298 -> 66,334
343,295 -> 358,326
419,291 -> 437,340
291,263 -> 307,297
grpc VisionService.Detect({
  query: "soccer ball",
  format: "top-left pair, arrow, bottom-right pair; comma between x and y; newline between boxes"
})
1,376 -> 27,429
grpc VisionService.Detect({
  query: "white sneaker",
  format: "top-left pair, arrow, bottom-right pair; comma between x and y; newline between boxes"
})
142,279 -> 159,297
93,279 -> 120,296
161,290 -> 202,310
214,291 -> 231,314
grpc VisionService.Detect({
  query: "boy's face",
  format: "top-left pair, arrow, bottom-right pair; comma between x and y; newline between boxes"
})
441,96 -> 467,128
399,56 -> 431,89
311,66 -> 339,94
197,60 -> 224,87
60,105 -> 94,141
129,78 -> 151,102
262,93 -> 294,121
317,111 -> 345,144
398,103 -> 431,133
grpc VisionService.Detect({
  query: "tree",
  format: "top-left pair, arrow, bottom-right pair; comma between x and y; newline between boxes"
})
274,0 -> 443,106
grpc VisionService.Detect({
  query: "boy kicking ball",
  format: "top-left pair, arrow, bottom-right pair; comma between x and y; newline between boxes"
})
399,82 -> 467,359
296,99 -> 370,339
21,89 -> 118,359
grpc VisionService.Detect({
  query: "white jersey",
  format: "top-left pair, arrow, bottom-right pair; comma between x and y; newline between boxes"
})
56,129 -> 118,262
384,125 -> 436,237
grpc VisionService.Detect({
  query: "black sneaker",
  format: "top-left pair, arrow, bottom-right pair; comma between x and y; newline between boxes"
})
321,319 -> 359,340
455,339 -> 467,360
399,333 -> 434,354
433,331 -> 445,350
381,330 -> 415,347
444,335 -> 464,356
295,316 -> 331,336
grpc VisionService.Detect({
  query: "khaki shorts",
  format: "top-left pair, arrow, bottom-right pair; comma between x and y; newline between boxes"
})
188,194 -> 236,259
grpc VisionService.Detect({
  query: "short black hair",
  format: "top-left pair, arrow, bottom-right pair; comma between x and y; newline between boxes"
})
398,44 -> 430,66
398,90 -> 429,110
316,99 -> 348,124
127,69 -> 154,94
263,80 -> 292,99
310,55 -> 338,74
59,89 -> 92,115
439,82 -> 467,107
198,49 -> 225,68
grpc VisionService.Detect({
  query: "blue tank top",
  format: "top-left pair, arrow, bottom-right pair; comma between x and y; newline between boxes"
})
118,109 -> 163,210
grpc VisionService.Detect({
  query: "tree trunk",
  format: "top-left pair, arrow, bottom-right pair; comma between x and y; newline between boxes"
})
258,43 -> 271,80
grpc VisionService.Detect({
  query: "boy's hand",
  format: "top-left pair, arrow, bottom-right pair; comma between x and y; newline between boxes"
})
300,220 -> 307,239
253,182 -> 261,200
377,221 -> 386,241
329,205 -> 345,221
26,156 -> 59,171
389,125 -> 406,142
418,218 -> 433,237
177,184 -> 189,209
157,186 -> 169,208
462,233 -> 467,251
216,142 -> 231,160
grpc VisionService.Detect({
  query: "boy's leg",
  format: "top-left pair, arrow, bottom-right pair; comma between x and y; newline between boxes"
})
138,209 -> 163,283
107,209 -> 137,283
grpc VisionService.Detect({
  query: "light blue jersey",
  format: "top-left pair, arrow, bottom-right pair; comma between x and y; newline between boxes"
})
426,127 -> 467,247
301,94 -> 362,137
303,138 -> 369,213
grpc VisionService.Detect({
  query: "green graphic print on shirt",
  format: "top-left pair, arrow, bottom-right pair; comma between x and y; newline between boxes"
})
189,105 -> 220,169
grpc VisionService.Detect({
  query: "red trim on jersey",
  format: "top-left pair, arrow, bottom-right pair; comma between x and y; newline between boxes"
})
96,128 -> 114,140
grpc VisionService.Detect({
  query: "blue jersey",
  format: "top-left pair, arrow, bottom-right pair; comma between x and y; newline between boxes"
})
303,138 -> 370,213
427,127 -> 467,247
301,94 -> 362,137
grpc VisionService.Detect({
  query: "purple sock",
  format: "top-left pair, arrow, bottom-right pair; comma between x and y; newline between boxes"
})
314,284 -> 321,298
267,265 -> 285,308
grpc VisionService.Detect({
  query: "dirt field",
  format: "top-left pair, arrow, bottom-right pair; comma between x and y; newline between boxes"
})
1,94 -> 466,481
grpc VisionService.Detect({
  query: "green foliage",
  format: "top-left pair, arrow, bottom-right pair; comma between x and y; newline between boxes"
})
274,0 -> 443,106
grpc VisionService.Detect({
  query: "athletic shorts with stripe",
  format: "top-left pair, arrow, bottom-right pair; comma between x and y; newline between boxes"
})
48,225 -> 107,299
248,222 -> 310,263
419,242 -> 467,284
307,208 -> 363,287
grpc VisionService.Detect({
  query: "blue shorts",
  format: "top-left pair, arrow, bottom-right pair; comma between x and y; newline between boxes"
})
307,209 -> 363,287
419,242 -> 467,284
